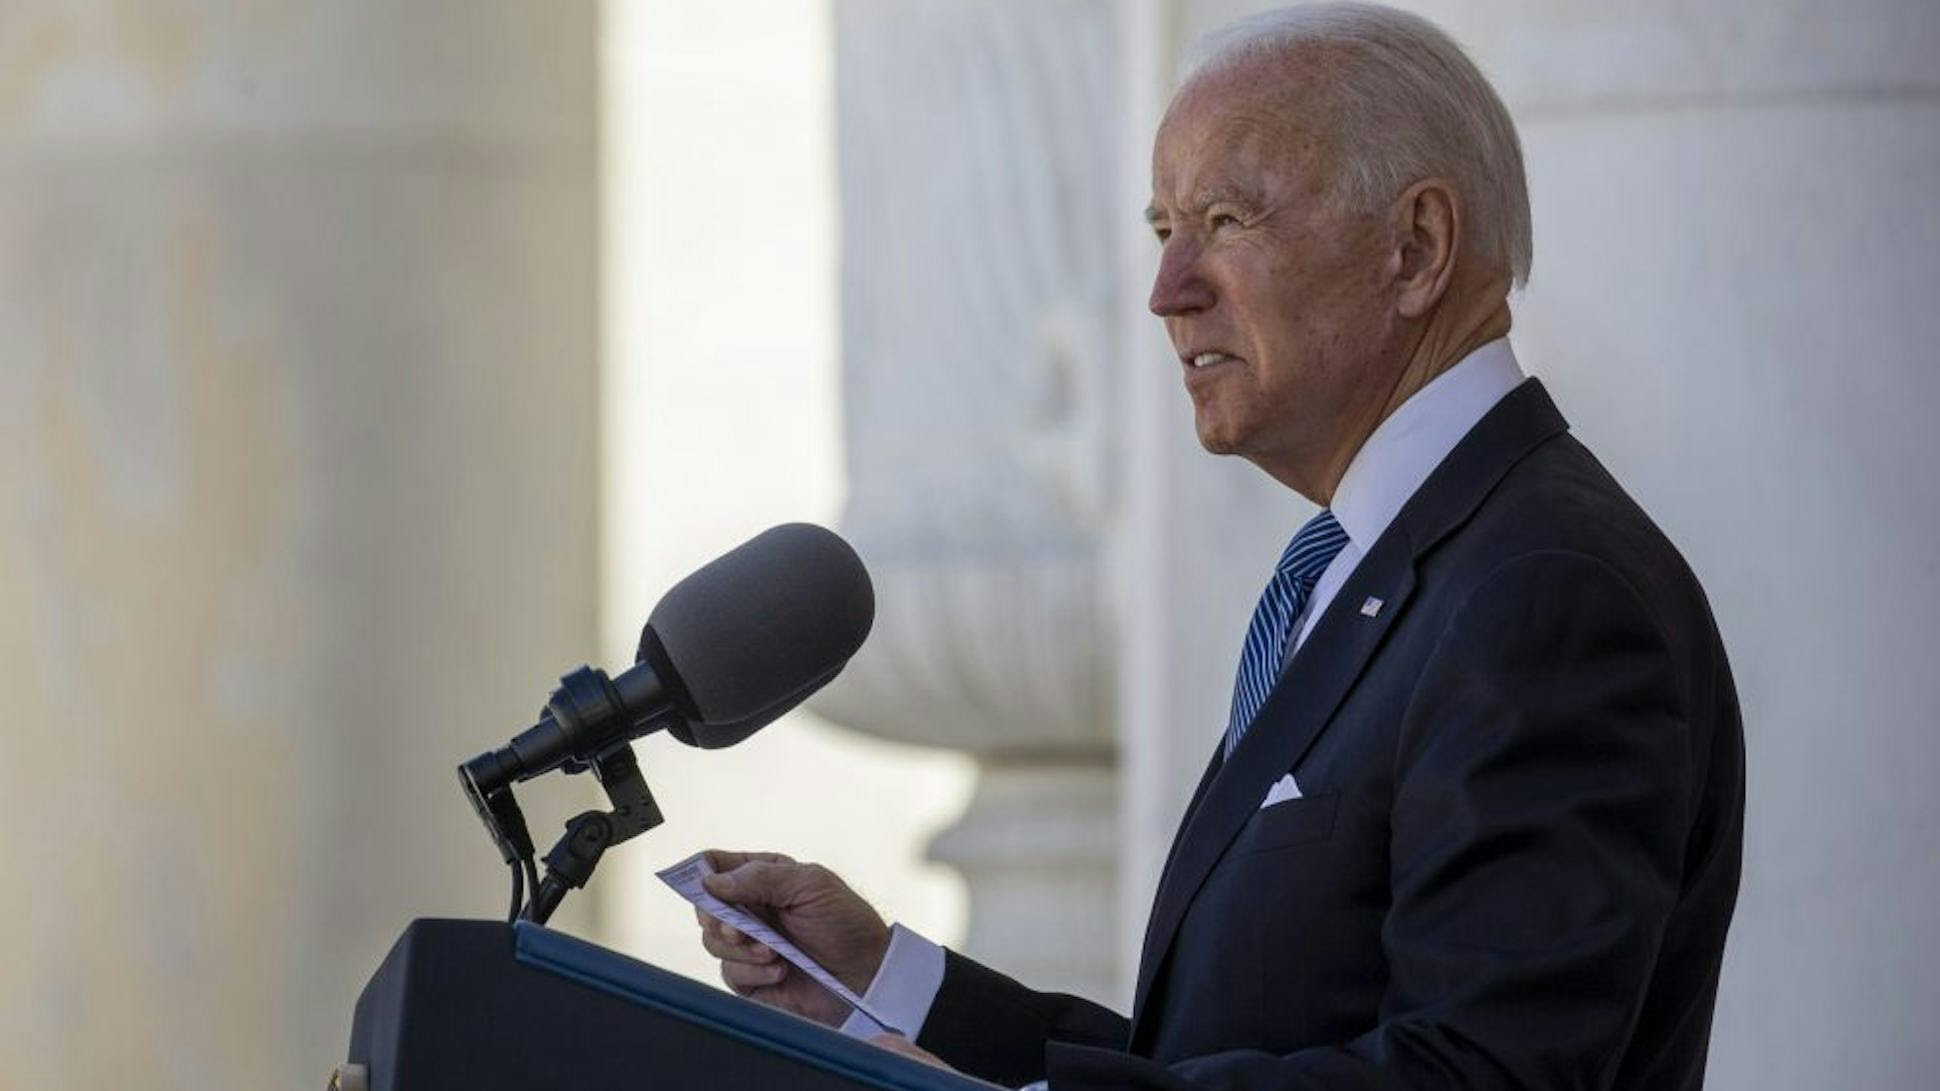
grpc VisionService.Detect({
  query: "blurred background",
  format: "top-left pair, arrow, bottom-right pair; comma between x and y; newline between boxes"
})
1,1 -> 1935,1088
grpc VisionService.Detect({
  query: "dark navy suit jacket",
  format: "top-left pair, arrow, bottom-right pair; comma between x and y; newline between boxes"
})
915,380 -> 1745,1090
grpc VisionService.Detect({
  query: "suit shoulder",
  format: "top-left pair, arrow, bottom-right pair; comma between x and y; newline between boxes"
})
1416,432 -> 1733,676
1463,433 -> 1695,590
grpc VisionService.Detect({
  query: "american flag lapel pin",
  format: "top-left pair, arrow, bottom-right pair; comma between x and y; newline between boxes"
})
1360,596 -> 1384,618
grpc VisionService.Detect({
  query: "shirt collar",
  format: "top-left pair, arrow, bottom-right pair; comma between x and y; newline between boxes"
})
1329,338 -> 1526,552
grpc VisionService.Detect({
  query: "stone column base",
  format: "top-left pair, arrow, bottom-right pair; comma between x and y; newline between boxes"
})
927,761 -> 1119,1006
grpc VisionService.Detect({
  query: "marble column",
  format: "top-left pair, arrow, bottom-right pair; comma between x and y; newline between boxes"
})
0,4 -> 597,1088
812,0 -> 1124,1003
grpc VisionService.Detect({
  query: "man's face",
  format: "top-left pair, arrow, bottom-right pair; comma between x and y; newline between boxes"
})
1146,64 -> 1397,478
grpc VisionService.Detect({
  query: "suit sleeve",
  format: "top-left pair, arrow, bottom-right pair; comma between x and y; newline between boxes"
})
1046,550 -> 1695,1090
917,947 -> 1130,1088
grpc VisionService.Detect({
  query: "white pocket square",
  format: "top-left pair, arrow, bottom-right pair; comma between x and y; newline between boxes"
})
1259,772 -> 1303,809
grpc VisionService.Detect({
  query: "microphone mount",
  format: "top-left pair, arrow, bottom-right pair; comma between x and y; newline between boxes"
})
520,743 -> 664,925
460,665 -> 669,925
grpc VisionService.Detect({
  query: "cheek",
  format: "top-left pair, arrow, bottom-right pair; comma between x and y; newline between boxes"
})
1288,254 -> 1389,350
1223,260 -> 1313,349
1215,237 -> 1379,383
1237,278 -> 1328,372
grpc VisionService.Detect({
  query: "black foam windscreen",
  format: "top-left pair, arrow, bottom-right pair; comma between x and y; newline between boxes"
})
642,523 -> 874,733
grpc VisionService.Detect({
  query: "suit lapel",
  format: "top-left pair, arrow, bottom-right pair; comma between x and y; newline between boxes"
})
1130,533 -> 1417,1029
1125,379 -> 1572,1045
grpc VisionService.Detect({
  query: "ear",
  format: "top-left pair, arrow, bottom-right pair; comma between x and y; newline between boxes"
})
1391,178 -> 1461,318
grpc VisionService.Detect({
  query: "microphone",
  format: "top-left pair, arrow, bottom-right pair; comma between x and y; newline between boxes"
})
459,523 -> 874,806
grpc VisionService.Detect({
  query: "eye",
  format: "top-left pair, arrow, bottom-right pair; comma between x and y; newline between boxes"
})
1152,226 -> 1172,243
1210,211 -> 1242,230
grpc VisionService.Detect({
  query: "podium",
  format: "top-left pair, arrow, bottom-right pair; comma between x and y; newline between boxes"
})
344,919 -> 1003,1090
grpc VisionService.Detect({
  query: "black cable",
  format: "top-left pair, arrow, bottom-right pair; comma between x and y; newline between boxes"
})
507,859 -> 525,924
522,856 -> 540,909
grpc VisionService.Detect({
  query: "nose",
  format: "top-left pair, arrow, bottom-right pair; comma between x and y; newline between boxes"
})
1148,239 -> 1214,317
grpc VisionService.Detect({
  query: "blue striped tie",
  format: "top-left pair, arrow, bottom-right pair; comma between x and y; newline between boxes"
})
1224,510 -> 1350,758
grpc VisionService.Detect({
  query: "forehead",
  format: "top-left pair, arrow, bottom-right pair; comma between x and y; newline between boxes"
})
1150,64 -> 1328,208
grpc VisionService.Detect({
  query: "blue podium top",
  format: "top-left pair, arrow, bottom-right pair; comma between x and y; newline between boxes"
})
514,922 -> 1004,1091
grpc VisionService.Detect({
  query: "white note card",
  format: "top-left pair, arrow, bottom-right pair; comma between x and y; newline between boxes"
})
656,851 -> 902,1034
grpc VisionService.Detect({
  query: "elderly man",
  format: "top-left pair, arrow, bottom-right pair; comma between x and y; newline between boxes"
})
696,4 -> 1744,1089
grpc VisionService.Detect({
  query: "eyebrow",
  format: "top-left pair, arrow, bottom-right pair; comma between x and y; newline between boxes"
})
1144,186 -> 1256,225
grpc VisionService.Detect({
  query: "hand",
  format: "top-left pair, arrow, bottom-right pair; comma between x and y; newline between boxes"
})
695,850 -> 892,1027
869,1033 -> 954,1071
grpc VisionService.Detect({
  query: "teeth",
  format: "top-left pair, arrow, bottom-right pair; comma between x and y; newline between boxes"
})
1191,352 -> 1231,368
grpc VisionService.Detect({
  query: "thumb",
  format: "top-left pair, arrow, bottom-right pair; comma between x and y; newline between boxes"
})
705,860 -> 808,907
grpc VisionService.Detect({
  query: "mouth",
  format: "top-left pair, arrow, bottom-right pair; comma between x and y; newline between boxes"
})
1182,350 -> 1242,375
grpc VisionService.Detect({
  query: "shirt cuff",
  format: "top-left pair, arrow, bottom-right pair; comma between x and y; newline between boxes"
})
837,923 -> 946,1041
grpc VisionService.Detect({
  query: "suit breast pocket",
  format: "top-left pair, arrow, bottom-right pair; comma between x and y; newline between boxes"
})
1242,790 -> 1340,855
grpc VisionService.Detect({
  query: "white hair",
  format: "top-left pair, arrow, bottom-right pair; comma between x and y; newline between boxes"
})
1181,2 -> 1532,286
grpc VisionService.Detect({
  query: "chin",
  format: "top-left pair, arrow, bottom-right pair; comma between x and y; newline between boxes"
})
1190,394 -> 1258,456
1193,419 -> 1245,456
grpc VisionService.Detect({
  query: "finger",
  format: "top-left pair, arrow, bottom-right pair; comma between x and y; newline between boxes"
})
694,905 -> 731,940
701,926 -> 777,964
722,959 -> 789,993
705,859 -> 826,908
699,905 -> 779,952
703,861 -> 780,905
694,908 -> 745,946
694,906 -> 734,941
703,849 -> 797,874
692,909 -> 733,950
719,963 -> 758,997
702,911 -> 783,960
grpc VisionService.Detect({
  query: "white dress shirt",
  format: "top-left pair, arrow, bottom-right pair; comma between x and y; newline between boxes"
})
838,340 -> 1528,1079
1287,336 -> 1525,658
